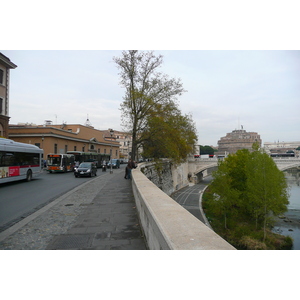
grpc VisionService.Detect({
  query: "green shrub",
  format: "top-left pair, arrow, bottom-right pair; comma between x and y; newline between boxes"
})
238,236 -> 268,250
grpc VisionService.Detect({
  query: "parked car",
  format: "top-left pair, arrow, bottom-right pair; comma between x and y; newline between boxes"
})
74,162 -> 97,177
107,159 -> 120,169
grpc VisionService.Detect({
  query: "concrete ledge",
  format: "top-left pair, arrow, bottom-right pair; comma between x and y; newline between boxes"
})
132,168 -> 236,250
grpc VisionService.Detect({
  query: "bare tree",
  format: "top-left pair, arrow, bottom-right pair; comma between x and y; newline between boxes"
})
113,50 -> 186,161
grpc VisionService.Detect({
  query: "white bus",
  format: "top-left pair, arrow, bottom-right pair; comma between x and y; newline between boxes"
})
47,153 -> 75,173
0,138 -> 43,184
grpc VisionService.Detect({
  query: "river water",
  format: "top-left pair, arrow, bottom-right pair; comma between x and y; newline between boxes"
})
272,168 -> 300,250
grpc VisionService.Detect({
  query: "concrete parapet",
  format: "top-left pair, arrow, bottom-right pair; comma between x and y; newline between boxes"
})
132,168 -> 236,250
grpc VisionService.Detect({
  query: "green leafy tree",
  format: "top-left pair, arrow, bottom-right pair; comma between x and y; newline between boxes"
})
223,149 -> 250,204
245,151 -> 289,241
141,102 -> 197,164
209,150 -> 250,229
200,145 -> 214,155
113,50 -> 187,161
209,164 -> 241,229
209,149 -> 289,240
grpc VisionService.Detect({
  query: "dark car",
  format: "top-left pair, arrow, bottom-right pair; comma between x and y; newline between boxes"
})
74,162 -> 97,177
107,159 -> 120,169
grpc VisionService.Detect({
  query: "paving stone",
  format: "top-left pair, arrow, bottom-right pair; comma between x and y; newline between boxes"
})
46,169 -> 147,250
0,168 -> 147,250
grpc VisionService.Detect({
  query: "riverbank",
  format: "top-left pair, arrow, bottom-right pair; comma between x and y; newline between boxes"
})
273,209 -> 300,250
202,188 -> 293,250
272,169 -> 300,250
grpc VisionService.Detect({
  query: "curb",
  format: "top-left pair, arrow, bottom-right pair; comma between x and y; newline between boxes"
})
0,175 -> 100,243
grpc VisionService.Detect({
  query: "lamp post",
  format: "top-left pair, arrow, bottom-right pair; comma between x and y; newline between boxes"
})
110,129 -> 114,174
127,140 -> 130,160
41,135 -> 44,169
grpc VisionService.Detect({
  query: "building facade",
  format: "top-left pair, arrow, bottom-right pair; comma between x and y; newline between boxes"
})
218,128 -> 262,155
108,129 -> 145,161
112,130 -> 132,160
0,53 -> 17,138
264,141 -> 300,152
8,122 -> 120,160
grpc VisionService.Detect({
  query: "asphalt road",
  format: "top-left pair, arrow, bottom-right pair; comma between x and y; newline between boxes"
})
0,167 -> 120,231
171,176 -> 212,224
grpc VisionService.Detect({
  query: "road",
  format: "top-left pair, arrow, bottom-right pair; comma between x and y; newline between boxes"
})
1,166 -> 209,233
171,176 -> 212,224
0,167 -> 120,231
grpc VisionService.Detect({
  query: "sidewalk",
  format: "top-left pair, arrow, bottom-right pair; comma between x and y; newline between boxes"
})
0,168 -> 148,250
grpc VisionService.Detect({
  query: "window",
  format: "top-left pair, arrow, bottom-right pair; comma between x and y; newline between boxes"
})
0,69 -> 4,85
65,145 -> 68,153
54,144 -> 57,154
74,146 -> 77,151
0,98 -> 3,114
0,151 -> 40,167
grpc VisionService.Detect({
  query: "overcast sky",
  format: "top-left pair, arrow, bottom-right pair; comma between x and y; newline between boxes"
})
2,1 -> 300,147
2,50 -> 299,146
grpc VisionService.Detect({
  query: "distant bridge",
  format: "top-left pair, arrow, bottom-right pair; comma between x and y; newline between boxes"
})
272,158 -> 300,171
188,158 -> 300,183
188,159 -> 219,182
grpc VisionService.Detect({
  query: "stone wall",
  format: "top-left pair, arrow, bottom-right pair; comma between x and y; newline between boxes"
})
139,161 -> 190,196
132,166 -> 236,250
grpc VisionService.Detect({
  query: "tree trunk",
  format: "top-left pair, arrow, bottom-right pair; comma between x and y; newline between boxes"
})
263,203 -> 267,242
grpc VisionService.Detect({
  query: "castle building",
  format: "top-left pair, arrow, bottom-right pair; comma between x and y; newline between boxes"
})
0,53 -> 17,138
218,128 -> 262,155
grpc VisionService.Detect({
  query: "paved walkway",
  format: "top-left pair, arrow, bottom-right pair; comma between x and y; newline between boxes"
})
0,167 -> 147,250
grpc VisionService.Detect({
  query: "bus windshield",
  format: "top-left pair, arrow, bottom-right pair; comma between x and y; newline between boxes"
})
47,156 -> 61,166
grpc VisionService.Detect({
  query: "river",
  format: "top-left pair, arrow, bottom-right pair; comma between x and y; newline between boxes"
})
272,167 -> 300,250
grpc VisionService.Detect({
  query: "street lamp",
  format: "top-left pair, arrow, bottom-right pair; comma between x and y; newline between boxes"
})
41,135 -> 45,169
110,129 -> 114,174
127,140 -> 130,160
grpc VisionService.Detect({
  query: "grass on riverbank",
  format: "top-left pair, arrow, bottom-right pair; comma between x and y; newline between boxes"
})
202,189 -> 293,250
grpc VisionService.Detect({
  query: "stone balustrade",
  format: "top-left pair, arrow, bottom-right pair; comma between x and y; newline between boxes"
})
131,166 -> 236,250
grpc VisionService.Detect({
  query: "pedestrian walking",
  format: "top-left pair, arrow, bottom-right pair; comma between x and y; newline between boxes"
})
125,159 -> 136,179
124,164 -> 129,179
